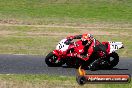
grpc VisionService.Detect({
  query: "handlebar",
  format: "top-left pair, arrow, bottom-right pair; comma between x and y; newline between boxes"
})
64,39 -> 79,47
64,39 -> 73,45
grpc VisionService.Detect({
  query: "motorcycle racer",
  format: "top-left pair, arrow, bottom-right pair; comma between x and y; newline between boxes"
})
45,33 -> 123,70
66,33 -> 107,69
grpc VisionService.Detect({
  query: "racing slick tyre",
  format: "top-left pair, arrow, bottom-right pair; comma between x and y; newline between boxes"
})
103,52 -> 119,69
45,52 -> 63,67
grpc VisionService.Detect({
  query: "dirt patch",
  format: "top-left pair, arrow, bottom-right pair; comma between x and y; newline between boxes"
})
26,30 -> 111,37
26,32 -> 77,37
80,29 -> 111,35
26,29 -> 131,37
0,30 -> 17,36
0,20 -> 132,29
0,21 -> 131,36
0,19 -> 31,25
0,19 -> 20,24
79,29 -> 131,36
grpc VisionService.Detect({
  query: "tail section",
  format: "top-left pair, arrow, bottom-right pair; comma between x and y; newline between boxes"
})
108,41 -> 124,53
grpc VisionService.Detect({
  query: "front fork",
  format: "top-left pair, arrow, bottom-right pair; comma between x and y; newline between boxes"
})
52,50 -> 61,63
52,50 -> 67,63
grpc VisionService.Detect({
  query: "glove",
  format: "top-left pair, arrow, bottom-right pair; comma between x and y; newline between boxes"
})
66,36 -> 74,40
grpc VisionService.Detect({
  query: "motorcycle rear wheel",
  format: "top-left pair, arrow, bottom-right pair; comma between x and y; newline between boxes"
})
102,52 -> 119,69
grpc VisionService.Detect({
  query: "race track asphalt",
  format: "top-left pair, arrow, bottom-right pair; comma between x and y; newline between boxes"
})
0,54 -> 131,76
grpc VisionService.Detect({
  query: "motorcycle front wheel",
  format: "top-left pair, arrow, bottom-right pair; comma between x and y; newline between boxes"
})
45,52 -> 63,67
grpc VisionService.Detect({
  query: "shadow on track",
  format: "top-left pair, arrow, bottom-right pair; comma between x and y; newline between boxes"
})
62,65 -> 128,71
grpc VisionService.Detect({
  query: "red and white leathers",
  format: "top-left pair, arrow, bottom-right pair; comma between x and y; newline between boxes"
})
66,34 -> 107,61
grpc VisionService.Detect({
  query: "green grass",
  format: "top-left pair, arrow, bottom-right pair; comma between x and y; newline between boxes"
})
0,0 -> 132,24
0,0 -> 132,88
0,26 -> 131,57
0,26 -> 79,55
0,74 -> 131,88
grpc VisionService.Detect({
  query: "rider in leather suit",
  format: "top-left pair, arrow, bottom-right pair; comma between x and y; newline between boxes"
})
66,33 -> 107,69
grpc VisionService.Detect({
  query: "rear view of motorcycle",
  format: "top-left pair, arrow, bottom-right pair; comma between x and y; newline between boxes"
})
45,38 -> 124,71
100,41 -> 124,70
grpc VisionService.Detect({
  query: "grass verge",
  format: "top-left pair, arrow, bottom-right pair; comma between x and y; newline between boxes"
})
0,0 -> 132,25
0,25 -> 131,57
0,74 -> 131,88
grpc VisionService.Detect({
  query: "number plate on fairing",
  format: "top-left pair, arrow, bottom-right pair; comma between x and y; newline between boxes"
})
56,39 -> 69,51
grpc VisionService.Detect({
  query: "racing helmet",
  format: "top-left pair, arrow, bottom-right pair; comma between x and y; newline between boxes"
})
81,33 -> 93,45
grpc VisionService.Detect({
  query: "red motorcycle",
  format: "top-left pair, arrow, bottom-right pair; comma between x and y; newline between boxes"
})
45,38 -> 124,70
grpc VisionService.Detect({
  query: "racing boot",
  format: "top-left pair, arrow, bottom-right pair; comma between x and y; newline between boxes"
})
88,58 -> 101,71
